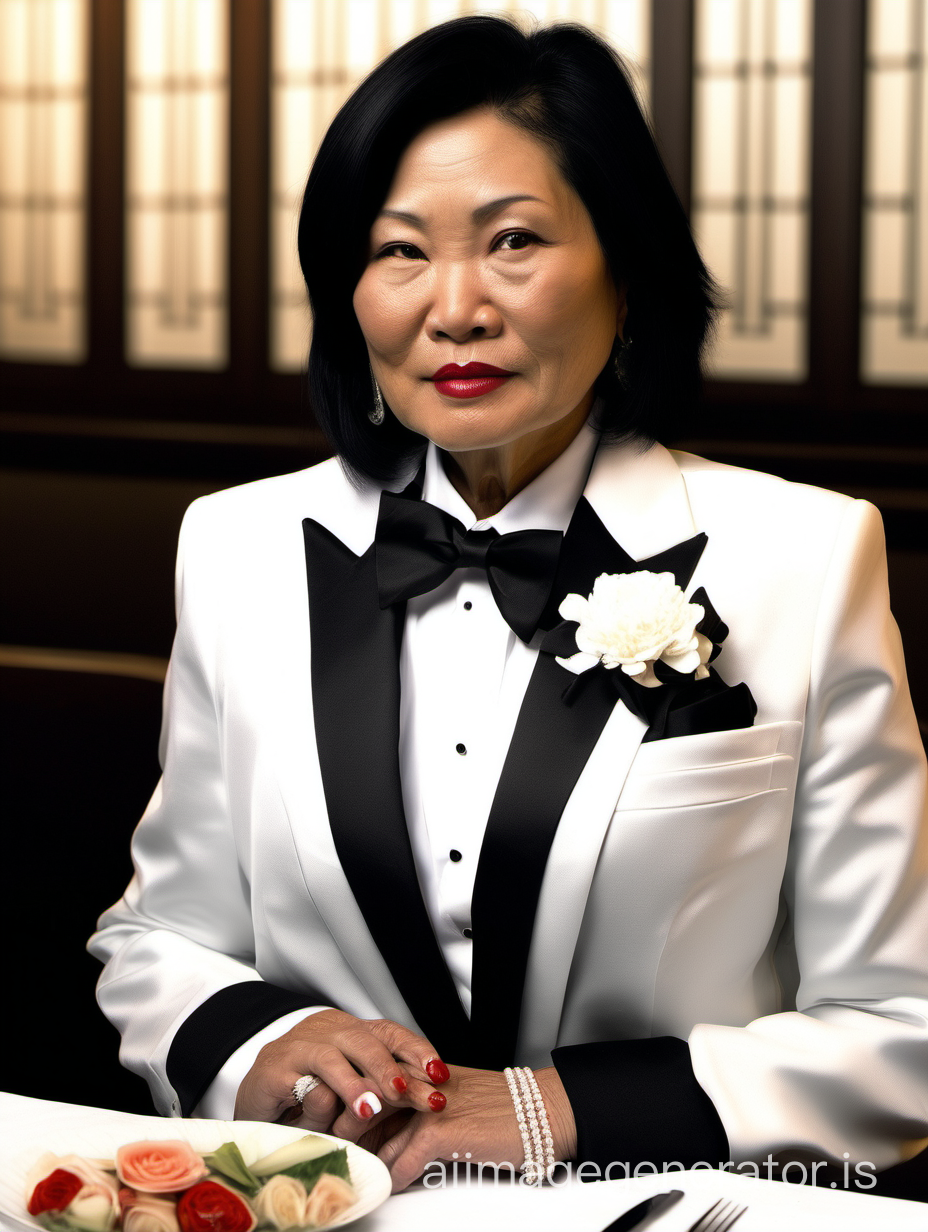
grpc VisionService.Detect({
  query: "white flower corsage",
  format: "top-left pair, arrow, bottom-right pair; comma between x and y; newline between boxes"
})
556,570 -> 713,689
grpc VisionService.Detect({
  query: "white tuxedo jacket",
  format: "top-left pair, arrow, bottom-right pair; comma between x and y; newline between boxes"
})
90,438 -> 928,1169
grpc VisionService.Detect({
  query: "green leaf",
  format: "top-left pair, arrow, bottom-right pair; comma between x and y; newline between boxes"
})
203,1141 -> 263,1196
279,1147 -> 351,1192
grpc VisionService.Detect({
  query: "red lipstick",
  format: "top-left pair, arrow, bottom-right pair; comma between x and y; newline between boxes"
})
431,362 -> 514,399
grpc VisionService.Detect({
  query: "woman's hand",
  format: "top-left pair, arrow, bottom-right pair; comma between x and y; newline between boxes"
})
350,1064 -> 578,1193
233,1010 -> 450,1134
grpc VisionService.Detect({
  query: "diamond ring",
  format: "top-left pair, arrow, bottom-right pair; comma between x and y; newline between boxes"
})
292,1074 -> 323,1105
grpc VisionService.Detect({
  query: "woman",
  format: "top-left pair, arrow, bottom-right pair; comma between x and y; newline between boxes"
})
90,16 -> 928,1193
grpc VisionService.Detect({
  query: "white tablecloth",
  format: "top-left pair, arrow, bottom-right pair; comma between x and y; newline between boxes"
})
1,1093 -> 925,1231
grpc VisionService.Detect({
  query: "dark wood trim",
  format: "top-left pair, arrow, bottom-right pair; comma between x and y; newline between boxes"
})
808,0 -> 867,412
87,0 -> 126,376
229,0 -> 271,395
650,0 -> 694,214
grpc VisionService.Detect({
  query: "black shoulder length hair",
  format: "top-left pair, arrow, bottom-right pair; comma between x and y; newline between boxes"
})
298,15 -> 718,484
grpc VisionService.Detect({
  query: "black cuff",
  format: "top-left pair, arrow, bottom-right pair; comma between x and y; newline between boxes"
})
551,1037 -> 729,1178
166,982 -> 326,1115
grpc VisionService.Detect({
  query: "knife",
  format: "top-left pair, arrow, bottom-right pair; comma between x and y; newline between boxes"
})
599,1188 -> 684,1232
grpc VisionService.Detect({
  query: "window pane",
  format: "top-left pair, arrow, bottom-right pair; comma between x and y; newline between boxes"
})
692,0 -> 814,381
125,0 -> 229,368
0,0 -> 88,362
860,0 -> 928,384
268,0 -> 651,372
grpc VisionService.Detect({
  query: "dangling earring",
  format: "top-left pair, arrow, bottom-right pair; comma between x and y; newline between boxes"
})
369,368 -> 385,425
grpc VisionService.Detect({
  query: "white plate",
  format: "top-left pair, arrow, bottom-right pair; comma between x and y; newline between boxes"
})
1,1116 -> 391,1231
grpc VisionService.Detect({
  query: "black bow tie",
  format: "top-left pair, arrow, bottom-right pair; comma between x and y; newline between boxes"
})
374,488 -> 563,642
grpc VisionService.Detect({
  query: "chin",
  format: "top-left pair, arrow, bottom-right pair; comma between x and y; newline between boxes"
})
397,412 -> 522,455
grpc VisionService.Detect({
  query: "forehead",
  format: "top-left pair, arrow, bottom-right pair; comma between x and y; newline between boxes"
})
381,107 -> 575,211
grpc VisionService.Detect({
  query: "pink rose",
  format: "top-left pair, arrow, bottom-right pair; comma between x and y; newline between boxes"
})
121,1187 -> 181,1232
116,1141 -> 209,1193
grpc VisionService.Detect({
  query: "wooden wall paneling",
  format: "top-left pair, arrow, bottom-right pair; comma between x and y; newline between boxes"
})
808,0 -> 866,416
650,0 -> 694,216
230,0 -> 271,414
88,0 -> 126,385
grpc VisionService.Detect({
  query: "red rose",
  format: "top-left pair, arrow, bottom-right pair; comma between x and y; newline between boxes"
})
176,1180 -> 256,1232
27,1167 -> 83,1216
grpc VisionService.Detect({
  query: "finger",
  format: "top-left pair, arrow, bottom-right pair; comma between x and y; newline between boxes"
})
377,1117 -> 430,1193
367,1020 -> 451,1087
288,1081 -> 341,1134
357,1110 -> 414,1155
330,1100 -> 399,1143
279,1010 -> 416,1106
379,1114 -> 457,1194
289,1043 -> 388,1125
393,1062 -> 448,1114
308,1032 -> 437,1116
236,1062 -> 309,1124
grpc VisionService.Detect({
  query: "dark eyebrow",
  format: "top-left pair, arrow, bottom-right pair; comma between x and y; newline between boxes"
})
377,194 -> 545,229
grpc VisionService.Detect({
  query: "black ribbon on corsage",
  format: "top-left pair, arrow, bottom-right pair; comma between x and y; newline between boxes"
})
541,585 -> 757,743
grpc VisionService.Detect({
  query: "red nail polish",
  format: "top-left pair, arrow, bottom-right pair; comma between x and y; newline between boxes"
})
358,1100 -> 373,1119
392,1076 -> 408,1094
426,1059 -> 450,1084
428,1091 -> 447,1111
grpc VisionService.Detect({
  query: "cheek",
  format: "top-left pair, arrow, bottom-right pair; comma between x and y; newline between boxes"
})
352,276 -> 416,354
351,277 -> 382,347
518,266 -> 616,361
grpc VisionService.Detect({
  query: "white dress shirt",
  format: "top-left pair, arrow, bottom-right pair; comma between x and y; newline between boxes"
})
195,420 -> 599,1118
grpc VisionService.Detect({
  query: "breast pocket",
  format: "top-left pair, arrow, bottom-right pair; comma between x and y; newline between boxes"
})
618,720 -> 803,810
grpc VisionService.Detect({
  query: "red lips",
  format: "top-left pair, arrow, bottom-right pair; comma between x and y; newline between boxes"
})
431,362 -> 514,399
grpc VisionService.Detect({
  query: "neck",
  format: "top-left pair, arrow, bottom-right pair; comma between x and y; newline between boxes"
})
441,398 -> 591,520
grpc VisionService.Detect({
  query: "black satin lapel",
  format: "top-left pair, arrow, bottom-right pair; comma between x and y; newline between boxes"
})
302,519 -> 471,1059
469,500 -> 707,1067
468,648 -> 619,1069
542,498 -> 708,628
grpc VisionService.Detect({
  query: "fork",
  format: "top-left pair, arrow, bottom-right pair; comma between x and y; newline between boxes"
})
685,1197 -> 748,1232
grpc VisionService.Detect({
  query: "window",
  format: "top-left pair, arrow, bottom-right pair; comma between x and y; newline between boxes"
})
860,0 -> 928,384
0,0 -> 89,361
1,0 -> 923,480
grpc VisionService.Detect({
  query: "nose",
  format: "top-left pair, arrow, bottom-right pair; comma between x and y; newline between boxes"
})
425,261 -> 502,343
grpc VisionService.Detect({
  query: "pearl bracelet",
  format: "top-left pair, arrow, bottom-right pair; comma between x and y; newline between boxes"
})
503,1066 -> 535,1181
503,1066 -> 554,1185
523,1066 -> 555,1176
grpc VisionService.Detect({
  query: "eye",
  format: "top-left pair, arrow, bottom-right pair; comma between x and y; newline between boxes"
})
493,230 -> 537,252
376,242 -> 425,260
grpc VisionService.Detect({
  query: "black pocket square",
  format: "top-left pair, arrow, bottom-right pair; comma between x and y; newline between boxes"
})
637,673 -> 757,743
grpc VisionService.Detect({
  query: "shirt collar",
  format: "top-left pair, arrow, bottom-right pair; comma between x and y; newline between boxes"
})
420,413 -> 600,536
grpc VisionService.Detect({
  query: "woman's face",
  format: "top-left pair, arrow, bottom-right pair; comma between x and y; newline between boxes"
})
353,107 -> 622,455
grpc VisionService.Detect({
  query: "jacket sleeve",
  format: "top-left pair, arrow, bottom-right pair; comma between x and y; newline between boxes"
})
88,501 -> 326,1116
